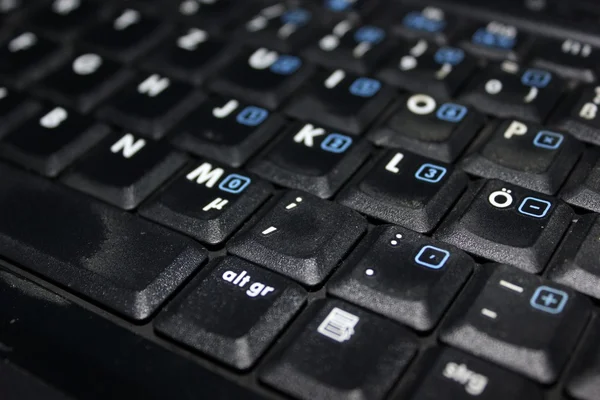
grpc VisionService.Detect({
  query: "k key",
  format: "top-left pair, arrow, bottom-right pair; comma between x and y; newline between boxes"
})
62,133 -> 187,210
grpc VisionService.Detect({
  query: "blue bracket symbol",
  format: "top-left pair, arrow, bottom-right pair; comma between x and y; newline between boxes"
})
236,106 -> 269,127
402,12 -> 446,33
321,133 -> 353,153
434,47 -> 465,66
521,69 -> 552,88
354,26 -> 386,44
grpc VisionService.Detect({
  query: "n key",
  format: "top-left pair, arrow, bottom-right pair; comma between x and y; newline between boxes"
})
62,133 -> 186,210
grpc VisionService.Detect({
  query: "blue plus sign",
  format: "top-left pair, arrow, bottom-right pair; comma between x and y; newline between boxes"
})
541,293 -> 557,307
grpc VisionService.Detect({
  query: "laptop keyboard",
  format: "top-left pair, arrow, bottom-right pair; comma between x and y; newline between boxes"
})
1,1 -> 600,399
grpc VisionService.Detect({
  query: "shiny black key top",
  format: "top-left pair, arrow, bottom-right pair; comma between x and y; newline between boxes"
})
320,0 -> 379,17
383,5 -> 457,44
171,96 -> 284,168
456,20 -> 530,61
460,62 -> 564,123
286,68 -> 393,135
435,180 -> 573,273
329,226 -> 473,331
249,122 -> 371,198
409,347 -> 544,399
550,84 -> 600,145
377,40 -> 477,100
35,52 -> 133,113
369,94 -> 484,162
168,0 -> 254,33
0,164 -> 207,320
566,319 -> 600,400
31,0 -> 102,38
62,133 -> 186,209
561,149 -> 600,212
0,87 -> 40,137
156,257 -> 306,370
98,73 -> 202,140
441,264 -> 590,384
0,106 -> 109,177
461,119 -> 583,194
140,160 -> 272,245
228,191 -> 367,286
260,299 -> 417,400
210,47 -> 313,109
338,150 -> 467,233
532,38 -> 600,82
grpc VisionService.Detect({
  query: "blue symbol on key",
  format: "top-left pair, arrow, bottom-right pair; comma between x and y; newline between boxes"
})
219,174 -> 251,194
434,47 -> 465,66
530,286 -> 569,314
270,55 -> 302,75
436,103 -> 468,123
521,69 -> 552,88
415,163 -> 447,183
472,28 -> 516,50
354,26 -> 386,44
349,78 -> 381,97
236,106 -> 269,127
402,11 -> 446,33
415,245 -> 450,270
325,0 -> 351,11
518,197 -> 552,218
321,133 -> 353,153
533,131 -> 564,150
281,9 -> 311,25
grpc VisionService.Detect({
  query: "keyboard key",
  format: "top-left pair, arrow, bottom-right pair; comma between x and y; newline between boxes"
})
81,8 -> 169,62
409,347 -> 544,399
171,96 -> 284,168
260,299 -> 417,400
0,270 -> 263,399
320,0 -> 379,18
35,52 -> 133,113
285,69 -> 393,135
368,94 -> 484,162
210,47 -> 313,109
228,191 -> 366,286
566,319 -> 600,400
306,20 -> 393,74
456,20 -> 530,61
62,133 -> 186,209
441,264 -> 590,383
460,63 -> 564,123
461,119 -> 583,194
338,150 -> 467,233
167,0 -> 254,33
97,73 -> 202,140
31,0 -> 103,38
435,179 -> 573,273
140,160 -> 272,245
329,225 -> 473,331
0,164 -> 207,320
249,122 -> 371,198
550,84 -> 600,145
532,38 -> 599,82
561,149 -> 600,212
383,5 -> 457,44
377,40 -> 478,100
156,257 -> 306,369
0,87 -> 41,137
0,106 -> 109,177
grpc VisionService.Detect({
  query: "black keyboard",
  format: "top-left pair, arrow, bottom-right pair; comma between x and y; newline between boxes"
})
2,1 -> 600,399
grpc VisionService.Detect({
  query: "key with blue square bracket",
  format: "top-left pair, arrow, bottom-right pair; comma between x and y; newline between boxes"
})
441,264 -> 590,384
248,122 -> 371,198
285,68 -> 393,135
337,150 -> 467,233
461,119 -> 583,194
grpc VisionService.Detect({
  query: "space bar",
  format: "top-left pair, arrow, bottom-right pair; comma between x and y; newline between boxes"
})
0,162 -> 207,320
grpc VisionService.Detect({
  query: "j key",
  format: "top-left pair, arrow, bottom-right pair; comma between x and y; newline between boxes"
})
461,119 -> 583,194
210,47 -> 313,110
62,133 -> 186,210
566,319 -> 600,400
0,31 -> 66,88
97,73 -> 202,140
35,52 -> 133,113
249,122 -> 371,199
550,84 -> 600,145
377,40 -> 477,100
0,87 -> 40,137
409,347 -> 544,399
167,0 -> 254,34
285,69 -> 393,135
441,264 -> 590,384
0,271 -> 266,399
456,20 -> 530,61
338,150 -> 467,233
329,226 -> 474,331
561,149 -> 600,212
156,257 -> 306,369
228,191 -> 366,286
171,96 -> 284,168
435,180 -> 573,273
383,5 -> 457,44
30,0 -> 103,38
140,161 -> 272,245
260,299 -> 417,400
0,164 -> 208,320
80,8 -> 168,62
306,20 -> 393,74
368,94 -> 484,162
460,63 -> 564,123
0,106 -> 109,177
144,28 -> 229,84
532,38 -> 600,82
